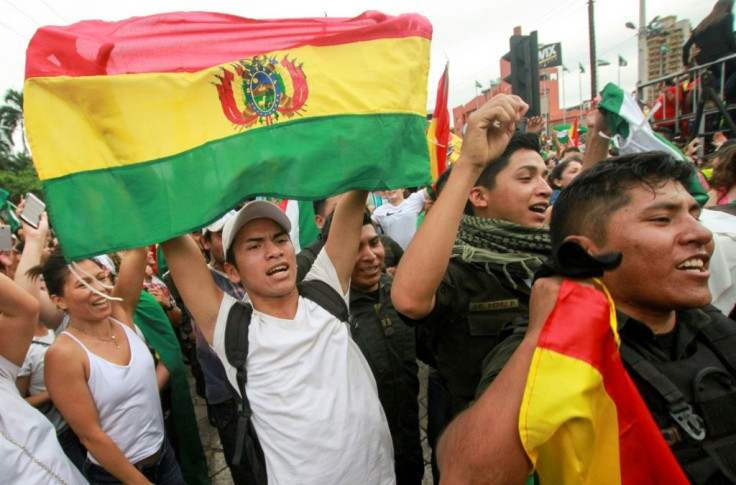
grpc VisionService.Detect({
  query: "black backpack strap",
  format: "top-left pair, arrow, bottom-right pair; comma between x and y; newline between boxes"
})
223,301 -> 267,484
297,280 -> 351,324
619,343 -> 706,441
697,308 -> 736,375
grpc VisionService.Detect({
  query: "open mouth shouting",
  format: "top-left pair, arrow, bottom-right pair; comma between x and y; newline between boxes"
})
266,264 -> 289,276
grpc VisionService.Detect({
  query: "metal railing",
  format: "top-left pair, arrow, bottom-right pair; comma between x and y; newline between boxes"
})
638,52 -> 736,137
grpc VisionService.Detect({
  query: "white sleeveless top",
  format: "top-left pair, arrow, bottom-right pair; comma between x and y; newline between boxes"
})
63,319 -> 164,465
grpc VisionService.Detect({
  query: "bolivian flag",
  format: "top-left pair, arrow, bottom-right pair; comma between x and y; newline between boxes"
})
24,11 -> 432,260
519,279 -> 689,484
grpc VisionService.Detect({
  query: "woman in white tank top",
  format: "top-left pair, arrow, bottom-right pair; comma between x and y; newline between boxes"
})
34,248 -> 185,485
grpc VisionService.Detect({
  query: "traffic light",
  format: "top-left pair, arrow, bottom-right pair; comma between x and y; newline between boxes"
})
503,31 -> 541,117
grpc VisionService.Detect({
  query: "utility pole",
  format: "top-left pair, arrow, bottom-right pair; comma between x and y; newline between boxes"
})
637,0 -> 647,100
588,0 -> 597,100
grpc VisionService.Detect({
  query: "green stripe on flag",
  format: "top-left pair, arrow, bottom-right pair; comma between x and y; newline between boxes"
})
599,84 -> 629,139
43,113 -> 431,260
297,200 -> 320,249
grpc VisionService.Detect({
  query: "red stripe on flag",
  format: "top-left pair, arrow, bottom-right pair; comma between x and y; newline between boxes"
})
537,280 -> 689,484
26,11 -> 432,78
430,63 -> 450,180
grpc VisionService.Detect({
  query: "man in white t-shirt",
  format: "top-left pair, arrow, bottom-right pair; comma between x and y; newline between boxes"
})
161,191 -> 395,485
371,188 -> 428,250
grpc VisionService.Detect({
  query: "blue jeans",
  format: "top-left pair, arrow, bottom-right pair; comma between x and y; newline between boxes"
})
58,425 -> 86,473
83,438 -> 185,485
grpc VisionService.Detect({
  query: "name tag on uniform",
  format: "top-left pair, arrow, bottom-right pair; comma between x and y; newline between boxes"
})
469,299 -> 519,312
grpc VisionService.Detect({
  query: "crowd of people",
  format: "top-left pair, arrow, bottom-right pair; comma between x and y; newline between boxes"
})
2,15 -> 736,483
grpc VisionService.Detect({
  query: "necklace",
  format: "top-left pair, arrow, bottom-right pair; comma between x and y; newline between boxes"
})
70,321 -> 121,350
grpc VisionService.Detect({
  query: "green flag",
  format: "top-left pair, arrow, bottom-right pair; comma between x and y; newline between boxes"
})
475,80 -> 483,88
597,59 -> 611,66
618,55 -> 628,67
0,188 -> 20,232
553,125 -> 571,144
579,62 -> 585,74
598,82 -> 708,205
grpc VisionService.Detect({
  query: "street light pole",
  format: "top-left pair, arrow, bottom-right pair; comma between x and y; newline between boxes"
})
637,0 -> 647,100
588,0 -> 597,99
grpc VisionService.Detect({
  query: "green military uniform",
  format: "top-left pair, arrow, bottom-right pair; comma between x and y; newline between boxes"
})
423,257 -> 531,415
350,273 -> 424,485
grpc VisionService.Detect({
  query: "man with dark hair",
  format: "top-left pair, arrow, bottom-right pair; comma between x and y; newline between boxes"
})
298,195 -> 404,281
162,191 -> 395,485
442,152 -> 736,484
393,94 -> 550,418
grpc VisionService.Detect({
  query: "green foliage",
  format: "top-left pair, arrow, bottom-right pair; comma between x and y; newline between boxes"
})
0,161 -> 42,202
0,89 -> 40,202
0,89 -> 26,155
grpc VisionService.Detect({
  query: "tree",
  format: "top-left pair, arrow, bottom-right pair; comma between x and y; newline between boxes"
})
0,89 -> 28,155
0,89 -> 40,202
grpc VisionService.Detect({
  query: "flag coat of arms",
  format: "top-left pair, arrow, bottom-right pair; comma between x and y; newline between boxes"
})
519,279 -> 689,484
24,11 -> 433,260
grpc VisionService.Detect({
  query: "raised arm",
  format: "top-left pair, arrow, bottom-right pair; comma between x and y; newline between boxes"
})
324,190 -> 369,293
14,211 -> 64,328
581,110 -> 612,172
0,272 -> 40,366
392,95 -> 529,319
160,234 -> 223,344
111,247 -> 148,326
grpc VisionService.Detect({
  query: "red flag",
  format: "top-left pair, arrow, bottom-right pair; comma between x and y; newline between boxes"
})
569,117 -> 580,147
427,62 -> 450,181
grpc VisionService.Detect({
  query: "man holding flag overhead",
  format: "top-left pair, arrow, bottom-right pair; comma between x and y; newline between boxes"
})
162,191 -> 395,485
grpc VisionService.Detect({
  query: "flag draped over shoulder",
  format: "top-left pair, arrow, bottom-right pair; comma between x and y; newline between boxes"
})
519,279 -> 689,485
24,11 -> 433,261
427,62 -> 450,181
598,82 -> 708,204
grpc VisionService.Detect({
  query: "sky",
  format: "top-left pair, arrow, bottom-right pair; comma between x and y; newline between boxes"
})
0,0 -> 713,121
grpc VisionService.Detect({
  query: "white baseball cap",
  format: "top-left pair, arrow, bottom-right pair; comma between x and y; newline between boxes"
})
222,200 -> 292,256
202,210 -> 237,235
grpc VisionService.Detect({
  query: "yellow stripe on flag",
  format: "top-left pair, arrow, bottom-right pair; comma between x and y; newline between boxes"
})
520,348 -> 622,485
25,36 -> 430,181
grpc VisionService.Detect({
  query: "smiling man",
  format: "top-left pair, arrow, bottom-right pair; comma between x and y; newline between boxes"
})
444,153 -> 736,484
545,153 -> 736,483
161,191 -> 395,485
392,95 -> 551,420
